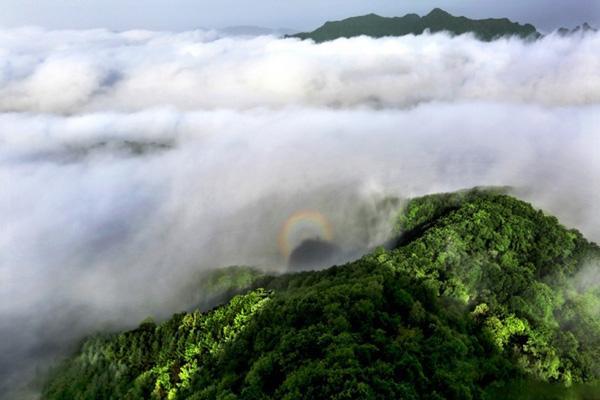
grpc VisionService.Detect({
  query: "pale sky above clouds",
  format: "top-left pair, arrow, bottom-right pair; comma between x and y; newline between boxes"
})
0,0 -> 598,32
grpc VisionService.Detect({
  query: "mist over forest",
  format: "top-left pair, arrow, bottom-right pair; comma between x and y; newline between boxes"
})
1,23 -> 600,398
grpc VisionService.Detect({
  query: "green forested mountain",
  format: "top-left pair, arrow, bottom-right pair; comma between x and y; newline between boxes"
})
42,189 -> 600,399
290,8 -> 540,42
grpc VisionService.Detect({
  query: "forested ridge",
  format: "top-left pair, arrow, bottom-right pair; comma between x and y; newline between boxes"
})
43,189 -> 600,399
290,8 -> 540,43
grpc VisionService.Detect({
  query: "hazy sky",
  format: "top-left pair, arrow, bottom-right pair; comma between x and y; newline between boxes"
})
1,0 -> 598,32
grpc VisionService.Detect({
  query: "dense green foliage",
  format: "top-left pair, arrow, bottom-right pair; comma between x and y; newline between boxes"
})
290,8 -> 540,43
43,190 -> 600,399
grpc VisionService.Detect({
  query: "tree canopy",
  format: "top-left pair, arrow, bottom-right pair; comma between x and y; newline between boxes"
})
43,189 -> 600,399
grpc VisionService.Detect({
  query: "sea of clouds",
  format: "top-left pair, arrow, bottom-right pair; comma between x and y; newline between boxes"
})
1,28 -> 599,398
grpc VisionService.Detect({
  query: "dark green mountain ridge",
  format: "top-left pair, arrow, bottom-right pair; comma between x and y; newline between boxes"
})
290,8 -> 540,42
42,189 -> 600,399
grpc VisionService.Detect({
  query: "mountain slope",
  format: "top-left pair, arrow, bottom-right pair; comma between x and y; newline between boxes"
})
42,189 -> 600,399
290,8 -> 540,43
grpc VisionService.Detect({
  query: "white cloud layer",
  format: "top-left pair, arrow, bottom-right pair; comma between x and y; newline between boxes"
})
1,28 -> 599,398
1,28 -> 600,113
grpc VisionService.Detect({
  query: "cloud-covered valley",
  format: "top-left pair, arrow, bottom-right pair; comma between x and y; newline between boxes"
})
1,28 -> 599,397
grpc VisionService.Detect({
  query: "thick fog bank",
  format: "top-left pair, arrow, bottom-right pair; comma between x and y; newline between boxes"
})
0,28 -> 600,113
1,29 -> 599,398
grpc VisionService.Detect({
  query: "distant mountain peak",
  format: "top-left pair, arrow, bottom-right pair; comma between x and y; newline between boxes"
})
427,8 -> 451,17
290,9 -> 540,42
557,22 -> 598,36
